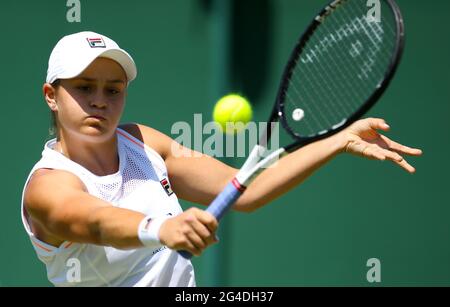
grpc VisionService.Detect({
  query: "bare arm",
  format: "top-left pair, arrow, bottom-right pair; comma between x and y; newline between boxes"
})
128,124 -> 338,212
24,169 -> 144,250
24,169 -> 218,255
164,131 -> 342,212
234,118 -> 423,212
129,119 -> 422,213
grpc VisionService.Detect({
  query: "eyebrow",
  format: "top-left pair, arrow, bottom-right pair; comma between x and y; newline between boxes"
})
74,77 -> 126,84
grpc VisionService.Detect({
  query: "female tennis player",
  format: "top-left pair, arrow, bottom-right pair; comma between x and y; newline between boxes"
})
21,31 -> 422,287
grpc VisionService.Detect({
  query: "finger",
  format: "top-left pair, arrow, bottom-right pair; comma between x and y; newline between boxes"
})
179,213 -> 208,251
393,157 -> 416,174
362,145 -> 387,160
378,148 -> 404,163
184,209 -> 218,245
368,118 -> 390,131
177,230 -> 202,256
195,211 -> 219,234
190,219 -> 217,246
184,241 -> 202,257
380,135 -> 423,156
185,228 -> 207,252
185,211 -> 218,246
369,148 -> 417,173
375,147 -> 416,173
367,146 -> 416,174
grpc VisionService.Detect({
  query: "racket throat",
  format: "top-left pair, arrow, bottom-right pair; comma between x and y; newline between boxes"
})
235,146 -> 286,186
231,178 -> 247,193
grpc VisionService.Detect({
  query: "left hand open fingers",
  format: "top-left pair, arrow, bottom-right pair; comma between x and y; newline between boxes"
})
393,157 -> 416,173
369,146 -> 417,173
381,148 -> 417,173
380,135 -> 423,156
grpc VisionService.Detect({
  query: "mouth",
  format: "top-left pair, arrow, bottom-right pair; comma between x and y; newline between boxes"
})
87,115 -> 106,121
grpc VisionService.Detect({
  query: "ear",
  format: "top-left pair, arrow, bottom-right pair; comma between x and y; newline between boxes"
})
43,83 -> 58,111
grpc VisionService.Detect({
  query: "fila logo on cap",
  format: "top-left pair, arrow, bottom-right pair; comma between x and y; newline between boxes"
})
160,178 -> 174,197
87,37 -> 106,48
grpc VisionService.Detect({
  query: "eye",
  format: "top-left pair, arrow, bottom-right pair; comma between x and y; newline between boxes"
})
77,85 -> 92,92
107,88 -> 122,95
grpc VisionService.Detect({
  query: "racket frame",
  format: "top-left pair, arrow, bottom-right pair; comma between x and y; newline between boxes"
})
275,0 -> 405,152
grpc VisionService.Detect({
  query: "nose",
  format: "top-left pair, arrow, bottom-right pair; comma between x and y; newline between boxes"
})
90,91 -> 107,109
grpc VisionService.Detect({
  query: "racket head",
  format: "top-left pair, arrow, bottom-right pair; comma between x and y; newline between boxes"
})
272,0 -> 405,152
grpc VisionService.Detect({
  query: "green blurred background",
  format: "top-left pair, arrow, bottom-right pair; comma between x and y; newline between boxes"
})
0,0 -> 449,286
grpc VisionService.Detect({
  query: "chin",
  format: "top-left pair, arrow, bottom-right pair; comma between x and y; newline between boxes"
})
80,125 -> 117,142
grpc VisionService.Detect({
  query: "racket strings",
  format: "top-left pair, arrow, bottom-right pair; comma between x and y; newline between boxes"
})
285,79 -> 321,134
291,57 -> 343,128
345,2 -> 397,72
334,3 -> 397,102
304,24 -> 366,121
287,23 -> 368,132
283,0 -> 399,137
321,12 -> 393,112
315,5 -> 389,108
332,8 -> 386,84
287,30 -> 364,133
319,3 -> 392,105
339,1 -> 396,84
288,21 -> 365,132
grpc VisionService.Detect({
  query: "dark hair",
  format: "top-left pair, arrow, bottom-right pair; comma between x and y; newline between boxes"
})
49,80 -> 60,139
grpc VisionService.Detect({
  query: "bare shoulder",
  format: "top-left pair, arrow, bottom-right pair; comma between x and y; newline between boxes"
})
24,169 -> 86,216
119,123 -> 174,160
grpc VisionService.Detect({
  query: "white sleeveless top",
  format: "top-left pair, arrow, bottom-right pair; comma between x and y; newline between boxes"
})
21,128 -> 196,287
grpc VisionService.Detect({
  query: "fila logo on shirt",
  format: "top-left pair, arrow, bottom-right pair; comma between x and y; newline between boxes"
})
160,178 -> 174,197
86,37 -> 106,48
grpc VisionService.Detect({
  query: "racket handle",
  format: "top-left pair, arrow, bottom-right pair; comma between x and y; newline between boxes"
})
178,179 -> 245,259
178,250 -> 193,259
206,179 -> 245,220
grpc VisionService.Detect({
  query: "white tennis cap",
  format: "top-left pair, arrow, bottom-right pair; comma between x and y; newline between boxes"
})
46,31 -> 137,84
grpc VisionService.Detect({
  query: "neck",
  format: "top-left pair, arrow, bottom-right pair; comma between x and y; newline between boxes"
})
56,130 -> 120,176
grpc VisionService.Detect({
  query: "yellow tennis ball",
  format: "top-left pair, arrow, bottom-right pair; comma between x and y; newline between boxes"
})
213,94 -> 253,134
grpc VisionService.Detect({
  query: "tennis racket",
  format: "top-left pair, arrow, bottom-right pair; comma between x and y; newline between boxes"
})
180,0 -> 404,259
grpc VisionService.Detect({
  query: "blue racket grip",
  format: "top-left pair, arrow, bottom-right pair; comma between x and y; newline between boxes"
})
206,181 -> 244,220
178,250 -> 193,259
179,180 -> 245,259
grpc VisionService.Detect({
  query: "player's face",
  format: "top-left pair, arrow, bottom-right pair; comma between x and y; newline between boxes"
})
54,57 -> 127,142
